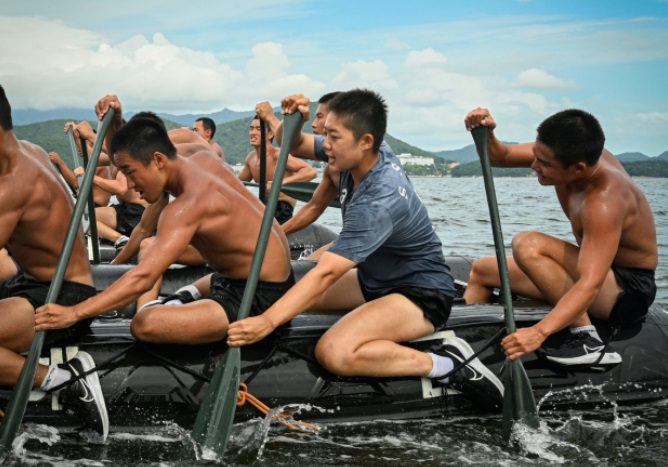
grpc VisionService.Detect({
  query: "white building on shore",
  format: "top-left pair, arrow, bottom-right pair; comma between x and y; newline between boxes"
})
397,152 -> 435,167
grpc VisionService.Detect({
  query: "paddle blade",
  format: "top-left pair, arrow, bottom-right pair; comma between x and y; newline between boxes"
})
192,348 -> 241,460
501,360 -> 540,442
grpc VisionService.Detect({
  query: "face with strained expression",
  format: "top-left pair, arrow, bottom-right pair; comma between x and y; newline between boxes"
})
114,151 -> 166,203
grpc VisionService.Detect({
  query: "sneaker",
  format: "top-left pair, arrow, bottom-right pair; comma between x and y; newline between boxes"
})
542,332 -> 622,366
60,351 -> 109,440
432,336 -> 504,411
114,235 -> 129,250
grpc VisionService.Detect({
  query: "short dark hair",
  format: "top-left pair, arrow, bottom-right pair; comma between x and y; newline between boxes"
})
318,91 -> 341,105
110,116 -> 176,166
327,89 -> 387,152
536,109 -> 605,167
131,111 -> 167,131
196,117 -> 216,137
0,85 -> 13,130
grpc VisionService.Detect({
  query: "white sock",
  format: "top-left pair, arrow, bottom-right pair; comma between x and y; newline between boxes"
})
40,365 -> 72,391
427,353 -> 454,382
571,325 -> 601,341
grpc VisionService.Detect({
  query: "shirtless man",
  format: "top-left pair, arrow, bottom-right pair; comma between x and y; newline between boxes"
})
0,85 -> 107,439
239,115 -> 316,224
256,92 -> 343,237
192,117 -> 224,159
35,95 -> 293,348
464,107 -> 658,366
228,90 -> 503,409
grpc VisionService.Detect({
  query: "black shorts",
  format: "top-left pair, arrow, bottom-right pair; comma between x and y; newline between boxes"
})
357,272 -> 453,331
113,202 -> 145,236
275,201 -> 294,224
0,273 -> 97,346
209,272 -> 295,323
609,266 -> 656,327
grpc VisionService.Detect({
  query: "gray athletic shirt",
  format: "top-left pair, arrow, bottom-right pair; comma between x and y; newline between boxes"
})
314,136 -> 455,297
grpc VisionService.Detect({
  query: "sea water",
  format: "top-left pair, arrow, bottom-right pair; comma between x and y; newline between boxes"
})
5,177 -> 668,465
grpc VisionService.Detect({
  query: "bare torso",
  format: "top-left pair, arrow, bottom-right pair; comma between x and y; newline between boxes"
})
1,137 -> 92,284
164,151 -> 290,281
556,150 -> 657,270
244,147 -> 297,206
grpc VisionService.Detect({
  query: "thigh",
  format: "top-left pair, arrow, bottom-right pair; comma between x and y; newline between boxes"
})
309,269 -> 365,312
95,206 -> 118,228
133,299 -> 229,344
0,297 -> 37,352
321,293 -> 435,349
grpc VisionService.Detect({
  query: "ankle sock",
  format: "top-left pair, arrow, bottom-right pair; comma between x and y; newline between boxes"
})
164,284 -> 201,305
571,325 -> 601,341
40,365 -> 72,391
427,353 -> 454,383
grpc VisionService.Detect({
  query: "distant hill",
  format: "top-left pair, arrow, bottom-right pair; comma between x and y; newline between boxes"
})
12,106 -> 257,127
616,152 -> 650,163
452,158 -> 668,177
434,144 -> 478,163
658,151 -> 668,161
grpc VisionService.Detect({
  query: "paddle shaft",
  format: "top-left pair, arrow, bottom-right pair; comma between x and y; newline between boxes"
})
0,109 -> 116,457
66,128 -> 90,234
192,111 -> 303,459
471,126 -> 539,441
243,180 -> 342,208
80,138 -> 101,264
259,119 -> 267,203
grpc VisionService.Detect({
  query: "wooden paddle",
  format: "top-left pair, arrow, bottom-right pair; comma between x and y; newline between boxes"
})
0,109 -> 116,459
191,111 -> 304,460
243,180 -> 341,208
471,126 -> 539,442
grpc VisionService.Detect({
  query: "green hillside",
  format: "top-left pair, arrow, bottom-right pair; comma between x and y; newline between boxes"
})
452,158 -> 668,177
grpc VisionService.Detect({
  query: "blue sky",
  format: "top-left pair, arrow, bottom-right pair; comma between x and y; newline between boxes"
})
1,0 -> 667,155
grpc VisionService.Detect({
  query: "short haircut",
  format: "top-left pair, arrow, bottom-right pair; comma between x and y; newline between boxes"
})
327,89 -> 387,152
131,111 -> 167,131
318,91 -> 342,105
536,109 -> 605,167
196,117 -> 216,137
0,85 -> 13,130
110,116 -> 177,166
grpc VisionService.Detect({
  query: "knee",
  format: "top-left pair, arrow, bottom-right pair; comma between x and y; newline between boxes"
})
315,337 -> 355,376
131,309 -> 160,342
468,256 -> 497,285
511,231 -> 543,264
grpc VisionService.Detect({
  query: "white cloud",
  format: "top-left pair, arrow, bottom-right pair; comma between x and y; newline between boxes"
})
638,112 -> 668,124
0,16 -> 323,112
332,60 -> 398,90
405,48 -> 448,67
517,68 -> 576,89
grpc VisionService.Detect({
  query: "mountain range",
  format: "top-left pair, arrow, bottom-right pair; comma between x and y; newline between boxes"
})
11,106 -> 668,167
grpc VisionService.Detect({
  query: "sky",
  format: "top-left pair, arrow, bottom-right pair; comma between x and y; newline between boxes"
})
1,0 -> 667,155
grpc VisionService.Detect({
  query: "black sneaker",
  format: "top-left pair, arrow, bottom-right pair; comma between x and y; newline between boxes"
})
542,332 -> 622,366
60,351 -> 109,440
432,336 -> 504,411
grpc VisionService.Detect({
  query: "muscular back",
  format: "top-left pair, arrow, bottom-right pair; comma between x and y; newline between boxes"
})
0,139 -> 92,284
162,151 -> 291,282
557,150 -> 658,270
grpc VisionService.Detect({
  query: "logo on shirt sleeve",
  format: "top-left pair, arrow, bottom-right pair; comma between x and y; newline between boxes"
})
398,186 -> 408,199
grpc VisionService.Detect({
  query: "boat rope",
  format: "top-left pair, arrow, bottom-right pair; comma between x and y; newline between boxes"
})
236,382 -> 319,433
438,326 -> 506,381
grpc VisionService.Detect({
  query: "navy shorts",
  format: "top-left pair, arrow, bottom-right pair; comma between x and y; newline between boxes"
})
357,271 -> 453,331
274,200 -> 294,224
0,274 -> 97,345
609,266 -> 656,327
209,272 -> 295,323
113,202 -> 145,236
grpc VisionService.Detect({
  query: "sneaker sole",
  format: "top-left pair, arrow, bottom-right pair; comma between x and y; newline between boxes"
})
445,337 -> 504,396
74,351 -> 109,440
545,351 -> 622,366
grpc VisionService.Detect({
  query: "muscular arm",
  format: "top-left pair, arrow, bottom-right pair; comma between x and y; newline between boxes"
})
282,173 -> 337,235
48,152 -> 79,192
281,155 -> 317,185
227,251 -> 356,346
535,200 -> 624,337
238,154 -> 253,182
112,194 -> 168,264
93,170 -> 130,196
36,200 -> 200,325
464,107 -> 535,167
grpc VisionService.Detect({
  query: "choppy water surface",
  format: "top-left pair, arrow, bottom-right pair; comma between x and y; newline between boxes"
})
6,177 -> 668,465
